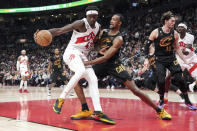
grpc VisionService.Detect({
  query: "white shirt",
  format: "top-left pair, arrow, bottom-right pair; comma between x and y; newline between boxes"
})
66,18 -> 100,56
19,55 -> 28,69
178,32 -> 195,59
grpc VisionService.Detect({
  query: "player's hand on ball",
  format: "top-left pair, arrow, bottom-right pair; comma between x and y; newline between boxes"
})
34,30 -> 52,46
34,29 -> 40,44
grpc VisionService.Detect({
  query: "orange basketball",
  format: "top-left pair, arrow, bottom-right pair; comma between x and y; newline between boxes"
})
35,30 -> 52,46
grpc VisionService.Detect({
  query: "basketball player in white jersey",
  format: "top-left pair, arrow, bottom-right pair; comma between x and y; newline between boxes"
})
44,6 -> 114,124
17,50 -> 30,93
176,23 -> 197,92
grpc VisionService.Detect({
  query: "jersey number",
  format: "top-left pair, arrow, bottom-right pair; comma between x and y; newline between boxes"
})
166,46 -> 171,52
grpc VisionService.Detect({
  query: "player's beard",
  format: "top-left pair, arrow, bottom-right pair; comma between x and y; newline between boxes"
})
109,24 -> 114,29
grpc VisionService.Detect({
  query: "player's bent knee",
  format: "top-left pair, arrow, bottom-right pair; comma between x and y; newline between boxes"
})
75,68 -> 86,78
90,75 -> 98,83
173,72 -> 184,82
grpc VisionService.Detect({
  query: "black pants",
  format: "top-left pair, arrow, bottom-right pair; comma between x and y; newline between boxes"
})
156,59 -> 187,97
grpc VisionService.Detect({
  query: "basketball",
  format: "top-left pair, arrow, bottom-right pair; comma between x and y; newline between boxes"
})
34,30 -> 52,46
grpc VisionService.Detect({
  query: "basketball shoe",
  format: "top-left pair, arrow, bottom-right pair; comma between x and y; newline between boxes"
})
157,108 -> 172,120
71,110 -> 93,119
19,89 -> 22,93
24,89 -> 29,93
91,111 -> 115,125
185,101 -> 197,110
53,98 -> 64,114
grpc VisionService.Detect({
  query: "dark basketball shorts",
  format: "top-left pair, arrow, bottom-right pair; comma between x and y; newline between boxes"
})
92,61 -> 132,83
51,71 -> 69,83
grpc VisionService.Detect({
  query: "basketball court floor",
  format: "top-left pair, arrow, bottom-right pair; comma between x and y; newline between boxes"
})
0,86 -> 196,131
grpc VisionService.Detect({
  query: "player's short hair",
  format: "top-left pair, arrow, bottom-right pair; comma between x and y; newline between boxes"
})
114,13 -> 124,23
85,6 -> 99,12
54,48 -> 59,52
160,11 -> 175,25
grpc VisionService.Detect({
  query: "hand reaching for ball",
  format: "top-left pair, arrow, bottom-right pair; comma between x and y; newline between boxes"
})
182,50 -> 189,55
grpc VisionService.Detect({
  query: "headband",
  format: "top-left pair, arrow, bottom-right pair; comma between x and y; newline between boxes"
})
178,23 -> 187,30
86,10 -> 98,15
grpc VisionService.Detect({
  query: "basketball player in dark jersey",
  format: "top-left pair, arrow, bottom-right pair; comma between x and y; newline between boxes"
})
144,11 -> 196,110
140,50 -> 186,104
0,71 -> 4,87
47,48 -> 69,96
71,14 -> 172,122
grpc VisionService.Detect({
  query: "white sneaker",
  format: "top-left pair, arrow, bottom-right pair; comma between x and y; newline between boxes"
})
189,84 -> 195,92
111,85 -> 115,91
106,85 -> 110,91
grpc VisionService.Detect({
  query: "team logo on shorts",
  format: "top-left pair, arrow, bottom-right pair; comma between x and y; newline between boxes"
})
69,54 -> 75,61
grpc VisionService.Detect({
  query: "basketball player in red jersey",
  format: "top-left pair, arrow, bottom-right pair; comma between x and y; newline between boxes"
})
17,50 -> 30,93
35,6 -> 115,124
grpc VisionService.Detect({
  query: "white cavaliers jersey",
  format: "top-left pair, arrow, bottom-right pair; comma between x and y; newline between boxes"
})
178,32 -> 195,59
66,18 -> 100,56
19,55 -> 28,69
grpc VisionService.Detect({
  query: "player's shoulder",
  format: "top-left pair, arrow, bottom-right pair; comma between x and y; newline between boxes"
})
49,56 -> 54,61
151,28 -> 159,35
95,21 -> 100,28
18,55 -> 22,60
186,32 -> 194,39
72,19 -> 85,28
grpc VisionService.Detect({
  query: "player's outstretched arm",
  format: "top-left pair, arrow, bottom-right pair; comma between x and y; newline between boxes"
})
84,36 -> 123,66
48,20 -> 84,37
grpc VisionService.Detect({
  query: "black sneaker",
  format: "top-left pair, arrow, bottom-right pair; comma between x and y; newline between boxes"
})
91,111 -> 115,125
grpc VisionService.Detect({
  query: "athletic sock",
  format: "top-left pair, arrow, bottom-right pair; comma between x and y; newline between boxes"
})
179,93 -> 184,99
82,103 -> 89,111
156,107 -> 161,113
24,81 -> 27,89
183,93 -> 192,105
20,80 -> 24,89
160,95 -> 164,101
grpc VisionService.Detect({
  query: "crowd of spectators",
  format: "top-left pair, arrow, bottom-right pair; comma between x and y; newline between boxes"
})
0,3 -> 197,90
